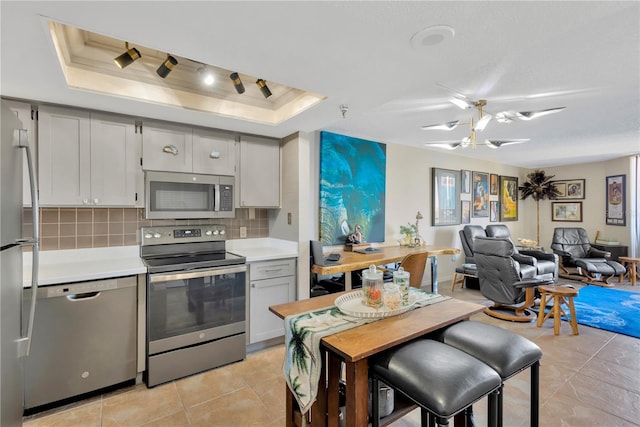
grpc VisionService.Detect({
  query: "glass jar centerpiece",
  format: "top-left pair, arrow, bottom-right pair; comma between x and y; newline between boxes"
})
362,265 -> 383,309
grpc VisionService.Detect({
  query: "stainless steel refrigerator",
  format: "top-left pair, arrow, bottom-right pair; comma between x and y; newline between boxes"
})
1,100 -> 39,426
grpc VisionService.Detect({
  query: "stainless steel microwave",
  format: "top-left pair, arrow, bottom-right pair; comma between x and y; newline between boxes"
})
145,171 -> 235,219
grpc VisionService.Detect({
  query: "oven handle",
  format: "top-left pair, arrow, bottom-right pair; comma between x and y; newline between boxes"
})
148,264 -> 247,283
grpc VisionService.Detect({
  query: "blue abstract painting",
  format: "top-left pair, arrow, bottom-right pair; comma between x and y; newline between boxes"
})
319,131 -> 386,244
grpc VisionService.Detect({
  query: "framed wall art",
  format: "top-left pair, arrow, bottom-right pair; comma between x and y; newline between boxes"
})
461,200 -> 471,224
490,201 -> 499,222
490,174 -> 499,195
461,170 -> 471,194
552,179 -> 585,200
499,175 -> 518,221
319,131 -> 386,244
552,202 -> 582,222
472,171 -> 489,218
606,174 -> 626,226
431,168 -> 461,226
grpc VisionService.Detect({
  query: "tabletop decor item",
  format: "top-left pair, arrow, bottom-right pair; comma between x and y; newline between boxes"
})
518,169 -> 560,243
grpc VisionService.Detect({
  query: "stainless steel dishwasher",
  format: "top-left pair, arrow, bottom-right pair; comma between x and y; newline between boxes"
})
23,276 -> 137,410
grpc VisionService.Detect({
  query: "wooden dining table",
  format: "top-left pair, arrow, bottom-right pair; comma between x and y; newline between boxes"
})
311,244 -> 460,293
270,292 -> 486,427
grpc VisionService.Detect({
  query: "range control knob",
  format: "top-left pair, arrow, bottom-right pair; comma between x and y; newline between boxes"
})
219,229 -> 226,235
213,230 -> 220,235
205,230 -> 213,236
153,233 -> 161,239
144,233 -> 152,239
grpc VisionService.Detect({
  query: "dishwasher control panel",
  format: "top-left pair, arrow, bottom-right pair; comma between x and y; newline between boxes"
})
39,277 -> 136,298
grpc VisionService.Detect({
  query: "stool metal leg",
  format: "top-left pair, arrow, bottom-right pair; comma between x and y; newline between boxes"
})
488,389 -> 500,427
531,360 -> 540,427
372,376 -> 380,427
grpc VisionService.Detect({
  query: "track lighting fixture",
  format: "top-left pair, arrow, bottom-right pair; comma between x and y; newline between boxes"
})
256,79 -> 272,98
229,72 -> 245,94
156,55 -> 178,78
198,66 -> 215,86
114,42 -> 141,69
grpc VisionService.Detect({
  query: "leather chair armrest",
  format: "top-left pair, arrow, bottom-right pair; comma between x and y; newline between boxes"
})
589,247 -> 610,258
520,250 -> 558,263
513,253 -> 537,266
552,249 -> 572,258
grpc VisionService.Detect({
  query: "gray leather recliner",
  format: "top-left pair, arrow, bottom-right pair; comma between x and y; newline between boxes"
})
550,227 -> 625,285
474,237 -> 553,322
485,224 -> 559,280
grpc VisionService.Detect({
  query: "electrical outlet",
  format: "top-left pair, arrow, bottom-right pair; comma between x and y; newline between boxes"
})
239,226 -> 247,238
287,212 -> 292,225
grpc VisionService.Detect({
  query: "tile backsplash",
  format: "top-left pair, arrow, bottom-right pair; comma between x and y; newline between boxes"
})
23,208 -> 270,251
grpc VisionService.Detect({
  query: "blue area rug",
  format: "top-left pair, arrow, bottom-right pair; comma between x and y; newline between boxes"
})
572,287 -> 640,338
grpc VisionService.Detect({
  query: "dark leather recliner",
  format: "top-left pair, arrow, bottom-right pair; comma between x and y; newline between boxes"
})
485,224 -> 559,280
550,227 -> 625,285
452,225 -> 485,291
474,237 -> 553,322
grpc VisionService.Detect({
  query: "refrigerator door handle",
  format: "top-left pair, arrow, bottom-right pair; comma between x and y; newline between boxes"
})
15,128 -> 39,358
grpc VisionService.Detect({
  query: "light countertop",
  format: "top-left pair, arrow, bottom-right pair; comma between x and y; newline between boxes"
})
23,246 -> 146,287
24,238 -> 298,287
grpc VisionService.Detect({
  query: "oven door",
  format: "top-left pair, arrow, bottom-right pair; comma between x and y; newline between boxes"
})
147,264 -> 247,355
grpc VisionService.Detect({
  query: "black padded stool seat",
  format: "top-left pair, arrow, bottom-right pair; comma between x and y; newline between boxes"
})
370,340 -> 501,427
436,321 -> 542,427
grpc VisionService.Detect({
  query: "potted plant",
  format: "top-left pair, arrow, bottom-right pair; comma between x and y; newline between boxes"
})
519,169 -> 561,243
399,223 -> 418,246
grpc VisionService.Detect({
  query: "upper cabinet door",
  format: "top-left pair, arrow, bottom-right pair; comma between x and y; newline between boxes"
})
142,122 -> 193,173
192,128 -> 236,176
90,113 -> 140,206
238,135 -> 280,207
38,105 -> 91,206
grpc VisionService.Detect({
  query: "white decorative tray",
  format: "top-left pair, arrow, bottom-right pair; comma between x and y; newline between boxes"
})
334,291 -> 416,318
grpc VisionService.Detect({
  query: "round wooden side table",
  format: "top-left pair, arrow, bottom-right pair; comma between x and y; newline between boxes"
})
618,256 -> 639,286
537,285 -> 579,335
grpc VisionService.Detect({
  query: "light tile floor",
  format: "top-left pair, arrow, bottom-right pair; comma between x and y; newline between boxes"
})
24,279 -> 640,426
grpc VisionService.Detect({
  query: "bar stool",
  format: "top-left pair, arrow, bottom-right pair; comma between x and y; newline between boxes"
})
370,339 -> 501,427
537,284 -> 579,335
435,321 -> 542,427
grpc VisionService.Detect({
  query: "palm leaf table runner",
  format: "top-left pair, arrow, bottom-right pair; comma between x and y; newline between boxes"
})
283,288 -> 449,415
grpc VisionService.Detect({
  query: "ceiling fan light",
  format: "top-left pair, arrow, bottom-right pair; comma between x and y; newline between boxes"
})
429,143 -> 460,150
473,113 -> 492,131
421,120 -> 459,130
517,106 -> 566,120
450,97 -> 472,110
460,137 -> 471,148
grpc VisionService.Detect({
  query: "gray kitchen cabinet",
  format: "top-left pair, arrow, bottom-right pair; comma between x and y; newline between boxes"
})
38,106 -> 141,207
3,99 -> 37,206
249,258 -> 296,343
143,122 -> 236,176
192,128 -> 236,175
237,135 -> 280,207
141,121 -> 193,173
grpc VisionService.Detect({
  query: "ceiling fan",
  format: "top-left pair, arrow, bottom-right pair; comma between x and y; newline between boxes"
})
421,89 -> 566,150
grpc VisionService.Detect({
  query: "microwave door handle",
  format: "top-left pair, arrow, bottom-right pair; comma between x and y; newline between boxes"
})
16,128 -> 39,358
214,184 -> 220,212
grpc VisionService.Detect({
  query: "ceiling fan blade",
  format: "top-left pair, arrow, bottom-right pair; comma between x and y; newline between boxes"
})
495,111 -> 518,123
449,97 -> 474,110
423,140 -> 462,150
473,114 -> 492,131
516,107 -> 566,120
421,120 -> 459,130
484,139 -> 530,149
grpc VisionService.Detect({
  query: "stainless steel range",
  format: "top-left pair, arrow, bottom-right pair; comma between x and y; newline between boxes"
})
140,225 -> 247,387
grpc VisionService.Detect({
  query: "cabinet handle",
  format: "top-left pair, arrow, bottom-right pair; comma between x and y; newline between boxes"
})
210,151 -> 220,159
162,145 -> 179,155
93,198 -> 99,205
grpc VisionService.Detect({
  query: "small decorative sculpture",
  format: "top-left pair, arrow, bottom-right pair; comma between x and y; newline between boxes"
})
347,224 -> 364,244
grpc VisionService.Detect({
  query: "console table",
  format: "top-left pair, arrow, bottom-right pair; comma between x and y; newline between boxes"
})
591,243 -> 628,262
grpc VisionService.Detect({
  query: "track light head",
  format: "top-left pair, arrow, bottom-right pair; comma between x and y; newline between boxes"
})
256,79 -> 272,98
156,55 -> 178,78
114,42 -> 141,69
230,72 -> 245,94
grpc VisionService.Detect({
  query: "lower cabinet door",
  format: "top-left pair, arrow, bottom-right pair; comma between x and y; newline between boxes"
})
249,275 -> 295,343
